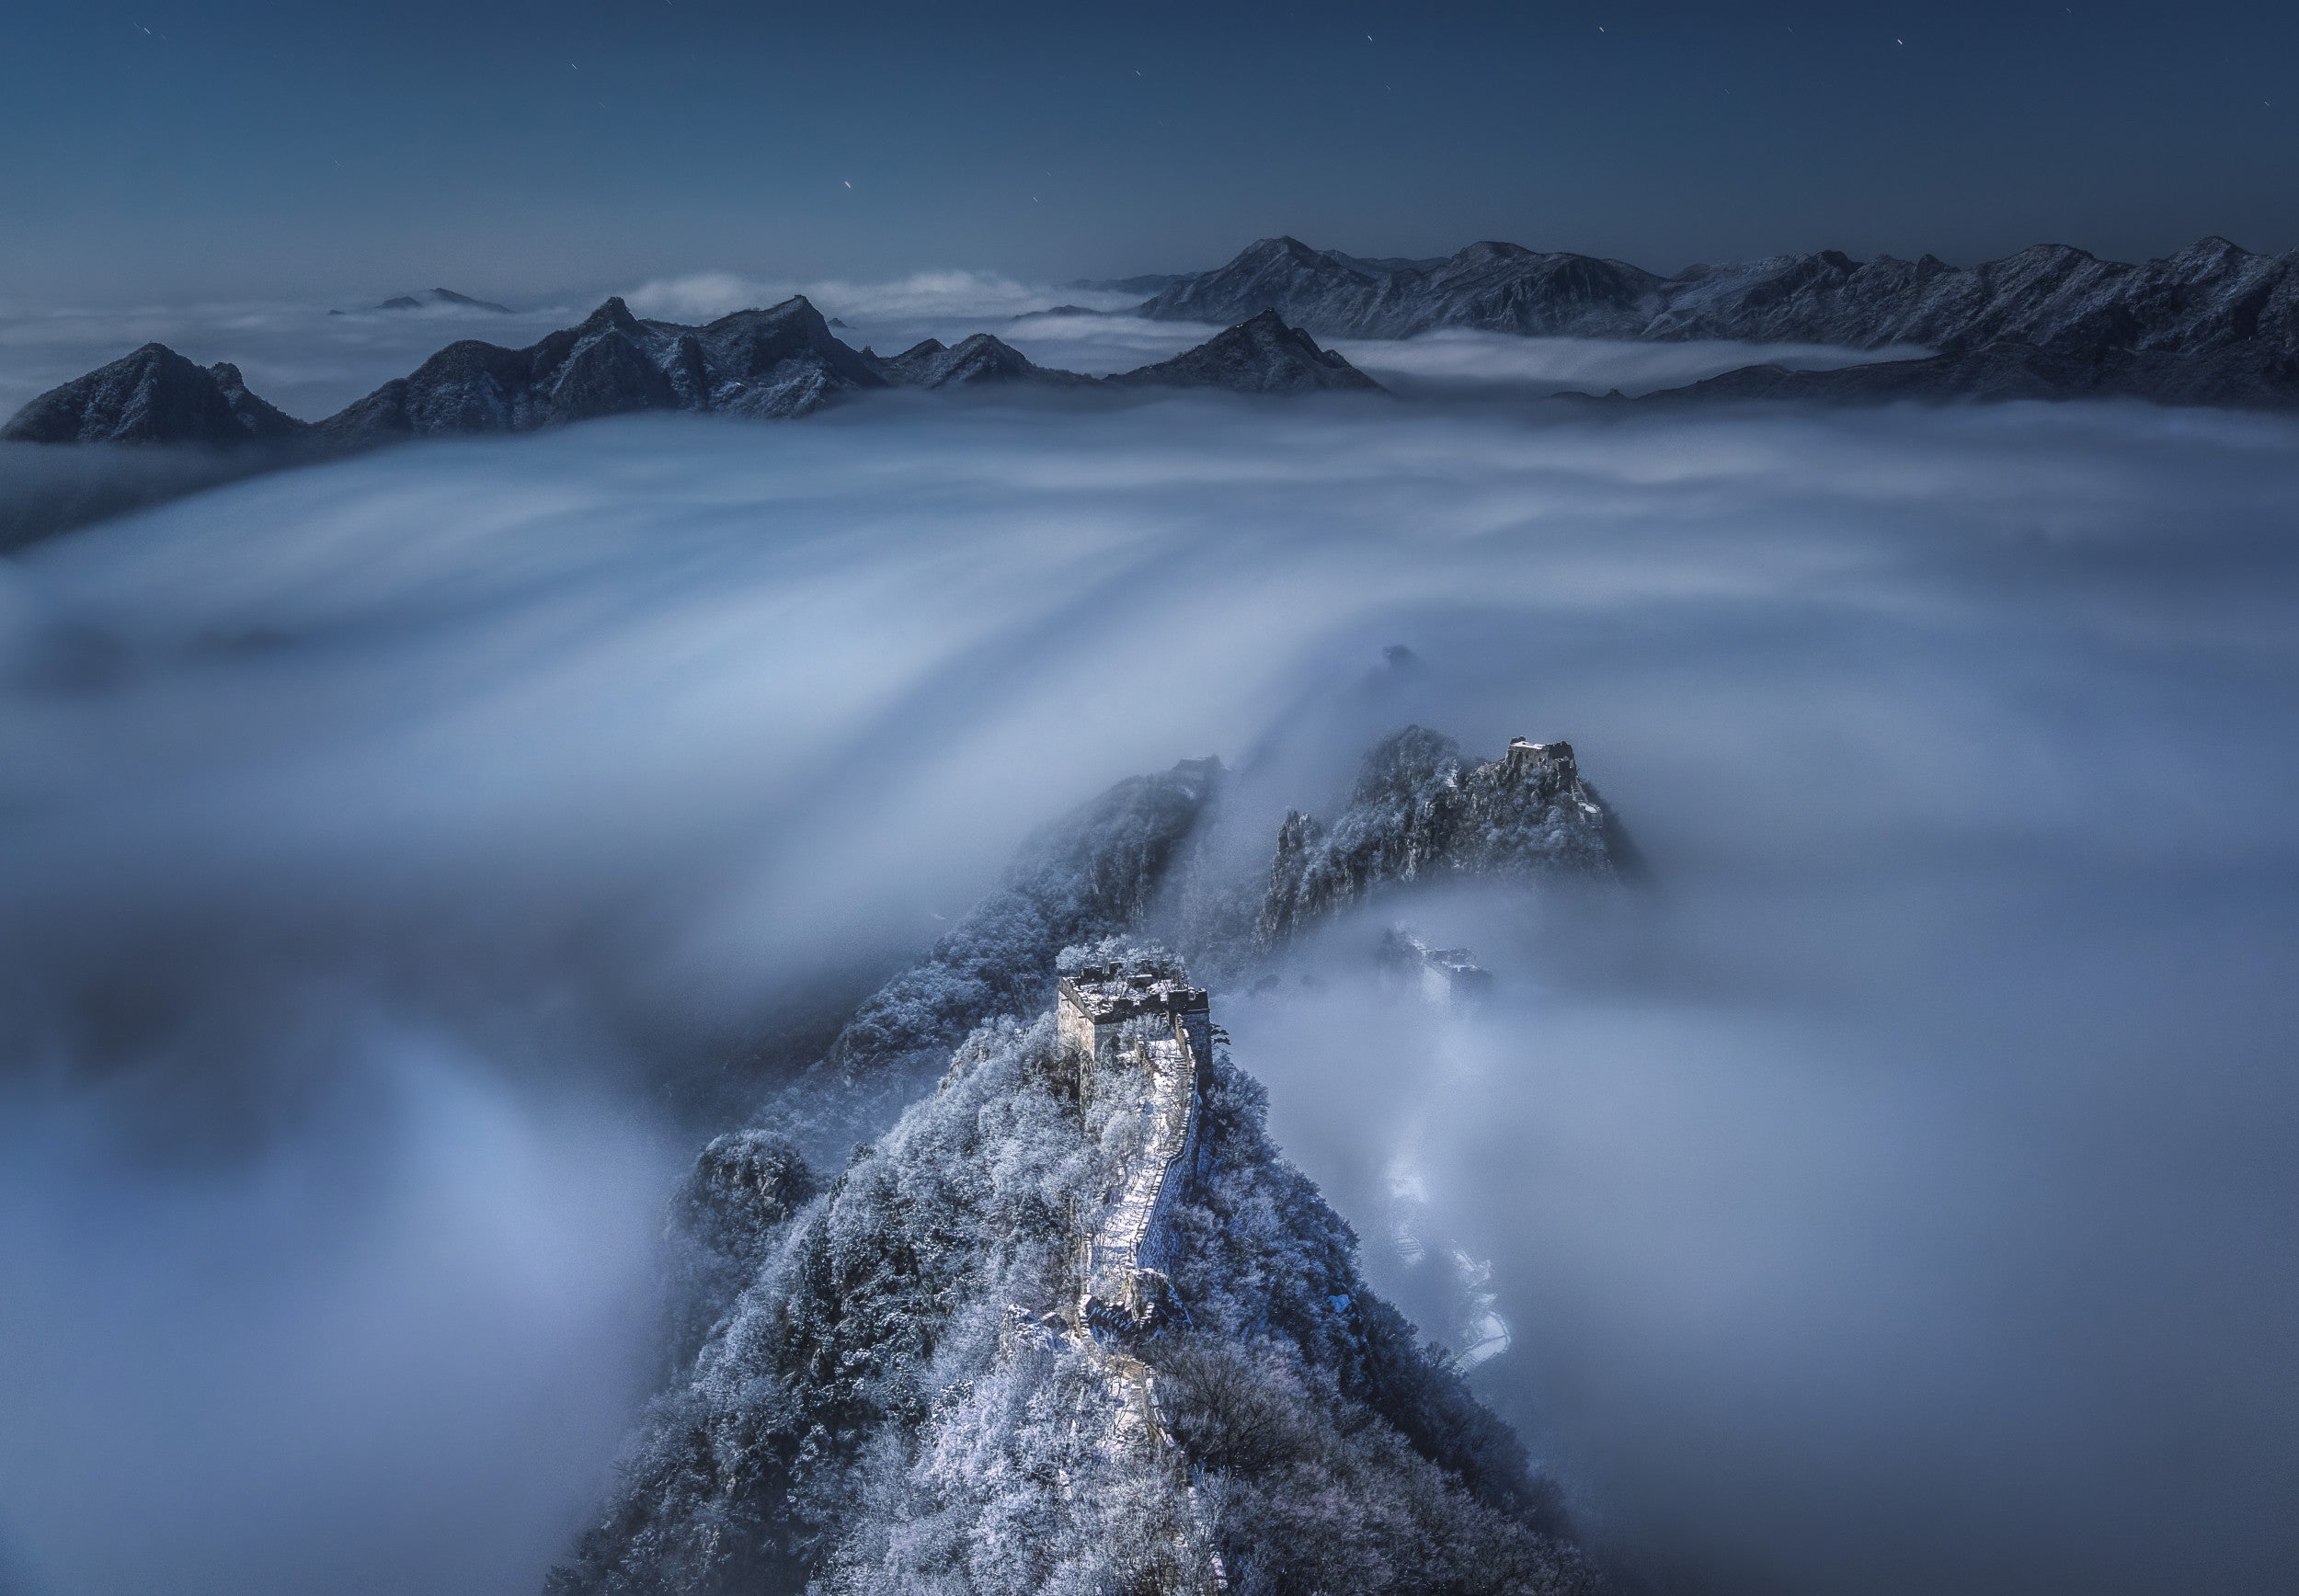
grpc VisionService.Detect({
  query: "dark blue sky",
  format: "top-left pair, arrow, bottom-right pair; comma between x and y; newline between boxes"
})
6,1 -> 2294,303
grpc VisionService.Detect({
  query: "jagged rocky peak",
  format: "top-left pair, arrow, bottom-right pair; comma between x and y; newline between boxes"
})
1259,727 -> 1630,945
1133,237 -> 1391,328
312,290 -> 893,439
1111,310 -> 1386,394
2,343 -> 306,446
204,360 -> 304,442
2174,234 -> 2251,268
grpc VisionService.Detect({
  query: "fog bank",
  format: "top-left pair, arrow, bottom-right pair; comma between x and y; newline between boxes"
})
1,392 -> 2294,1594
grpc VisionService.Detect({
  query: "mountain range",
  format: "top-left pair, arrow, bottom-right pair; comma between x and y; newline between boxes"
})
1139,234 -> 2299,407
1,300 -> 1384,449
1140,234 -> 2299,355
14,232 -> 2299,455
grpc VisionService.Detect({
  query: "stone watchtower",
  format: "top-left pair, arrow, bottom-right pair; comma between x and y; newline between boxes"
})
1504,735 -> 1576,781
1054,963 -> 1214,1112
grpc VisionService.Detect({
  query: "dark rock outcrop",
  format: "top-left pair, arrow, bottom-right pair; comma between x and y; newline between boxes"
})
663,1129 -> 817,1370
205,362 -> 305,440
1259,728 -> 1630,946
2,344 -> 309,446
1108,310 -> 1385,394
882,333 -> 1092,390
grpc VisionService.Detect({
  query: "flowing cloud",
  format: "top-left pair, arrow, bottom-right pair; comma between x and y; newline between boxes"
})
1328,328 -> 1935,397
620,268 -> 1140,326
0,391 -> 2294,1595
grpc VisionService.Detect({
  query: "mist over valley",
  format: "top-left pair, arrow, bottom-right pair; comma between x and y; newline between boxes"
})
2,383 -> 2293,1594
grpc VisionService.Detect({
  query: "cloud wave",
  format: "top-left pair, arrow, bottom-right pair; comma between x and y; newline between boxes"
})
1,392 -> 2294,1595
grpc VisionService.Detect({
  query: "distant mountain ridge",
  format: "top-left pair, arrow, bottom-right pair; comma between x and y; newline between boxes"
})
2,300 -> 1383,449
327,288 -> 516,317
16,231 -> 2299,456
378,288 -> 513,313
1139,234 -> 2299,359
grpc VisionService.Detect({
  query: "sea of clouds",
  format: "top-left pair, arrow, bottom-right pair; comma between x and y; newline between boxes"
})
1,377 -> 2295,1596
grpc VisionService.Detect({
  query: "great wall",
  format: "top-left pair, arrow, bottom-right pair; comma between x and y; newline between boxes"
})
986,738 -> 1565,1586
1058,964 -> 1213,1334
998,958 -> 1227,1583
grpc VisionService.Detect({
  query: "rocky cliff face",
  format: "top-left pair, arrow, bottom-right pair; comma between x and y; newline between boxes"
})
1140,234 -> 2299,362
1258,729 -> 1631,947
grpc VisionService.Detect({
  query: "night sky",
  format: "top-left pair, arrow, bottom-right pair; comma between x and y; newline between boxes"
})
6,1 -> 2295,304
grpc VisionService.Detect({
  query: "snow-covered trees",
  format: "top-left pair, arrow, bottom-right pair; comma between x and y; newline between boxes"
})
555,975 -> 1589,1596
1257,728 -> 1630,946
